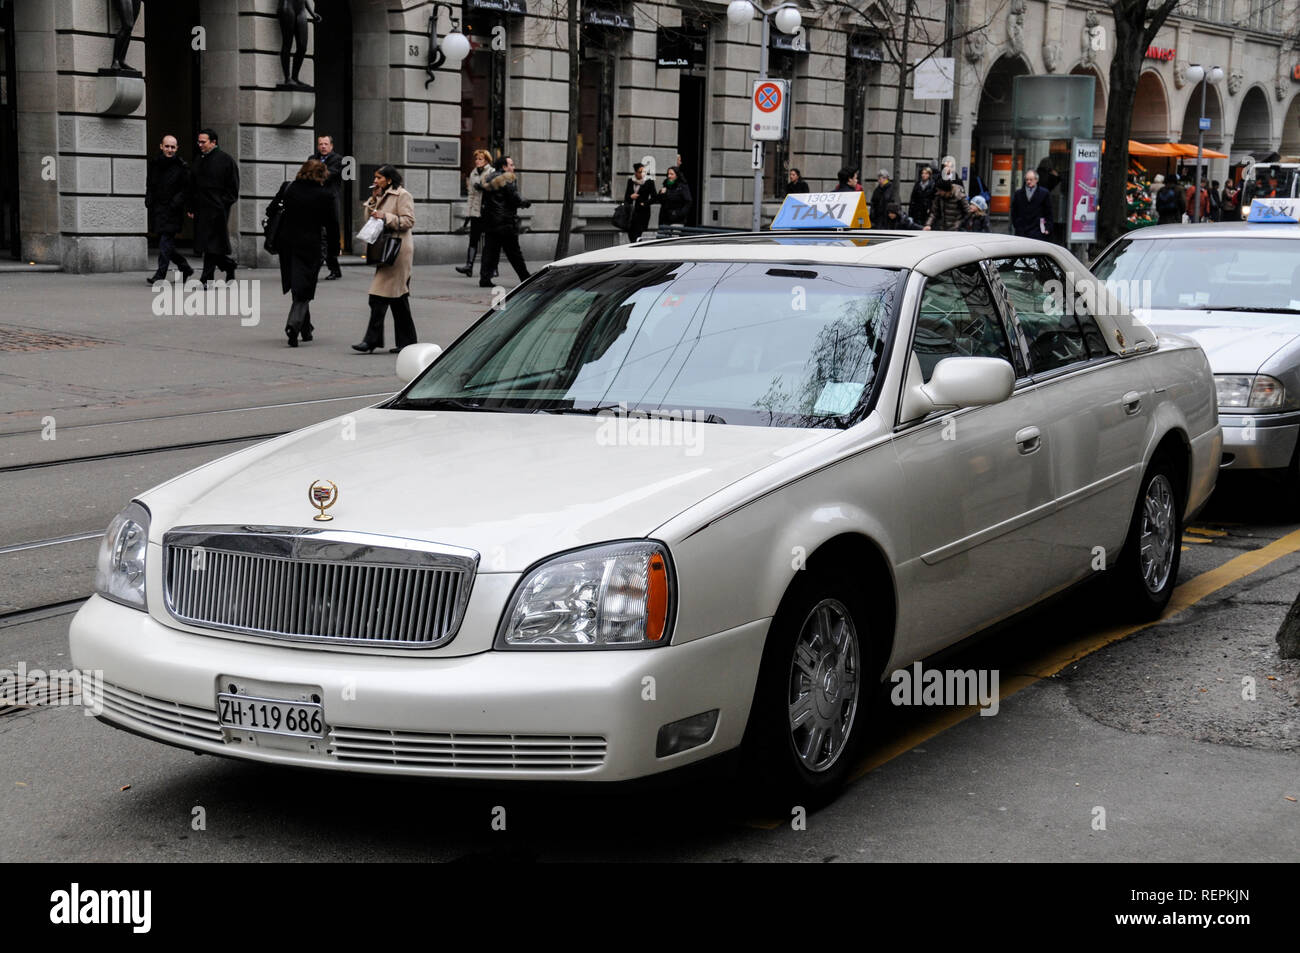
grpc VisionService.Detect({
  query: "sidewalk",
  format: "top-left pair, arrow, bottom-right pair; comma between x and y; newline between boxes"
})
0,257 -> 549,429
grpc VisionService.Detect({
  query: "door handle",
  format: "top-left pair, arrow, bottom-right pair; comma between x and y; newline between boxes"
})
1015,426 -> 1041,454
1122,391 -> 1142,415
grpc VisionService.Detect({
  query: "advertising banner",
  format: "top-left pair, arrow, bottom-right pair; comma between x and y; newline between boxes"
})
990,153 -> 1013,214
1070,139 -> 1101,243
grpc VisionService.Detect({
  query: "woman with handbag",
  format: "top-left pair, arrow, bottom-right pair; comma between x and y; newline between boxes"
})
622,163 -> 656,242
352,164 -> 417,354
274,159 -> 339,347
454,148 -> 491,277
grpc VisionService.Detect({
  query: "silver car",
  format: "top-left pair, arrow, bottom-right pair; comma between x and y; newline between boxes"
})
1094,222 -> 1300,490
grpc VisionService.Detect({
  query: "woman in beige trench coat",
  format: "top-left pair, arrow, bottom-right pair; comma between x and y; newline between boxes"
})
352,164 -> 417,353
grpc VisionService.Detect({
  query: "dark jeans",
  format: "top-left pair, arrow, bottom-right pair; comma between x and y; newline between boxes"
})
480,225 -> 529,285
154,233 -> 190,275
361,293 -> 416,349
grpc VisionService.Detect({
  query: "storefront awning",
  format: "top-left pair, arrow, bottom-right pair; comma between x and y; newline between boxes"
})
1121,140 -> 1229,159
1166,142 -> 1229,160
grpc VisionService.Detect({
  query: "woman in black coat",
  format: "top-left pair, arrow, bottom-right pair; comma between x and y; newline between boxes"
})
657,166 -> 692,228
276,159 -> 340,347
623,163 -> 656,241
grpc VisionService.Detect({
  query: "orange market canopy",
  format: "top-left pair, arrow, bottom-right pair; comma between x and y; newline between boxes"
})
1106,140 -> 1230,159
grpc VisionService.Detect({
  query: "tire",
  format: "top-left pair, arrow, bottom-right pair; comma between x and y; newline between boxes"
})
1114,458 -> 1182,620
741,572 -> 872,805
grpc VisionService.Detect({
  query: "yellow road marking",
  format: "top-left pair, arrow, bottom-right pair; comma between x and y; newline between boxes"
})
1186,526 -> 1228,537
1181,536 -> 1213,544
845,527 -> 1300,785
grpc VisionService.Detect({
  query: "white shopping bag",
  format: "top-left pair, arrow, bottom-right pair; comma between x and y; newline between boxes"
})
356,216 -> 384,244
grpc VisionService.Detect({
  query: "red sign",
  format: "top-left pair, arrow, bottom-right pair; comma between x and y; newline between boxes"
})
1292,64 -> 1300,81
1145,46 -> 1175,62
754,81 -> 782,113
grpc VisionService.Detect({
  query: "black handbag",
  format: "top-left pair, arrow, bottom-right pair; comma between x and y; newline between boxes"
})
366,231 -> 401,267
611,203 -> 631,230
261,181 -> 289,254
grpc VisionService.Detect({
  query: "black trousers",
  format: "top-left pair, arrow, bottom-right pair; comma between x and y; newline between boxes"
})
155,233 -> 190,275
361,293 -> 416,349
480,225 -> 529,285
200,252 -> 237,280
320,192 -> 341,273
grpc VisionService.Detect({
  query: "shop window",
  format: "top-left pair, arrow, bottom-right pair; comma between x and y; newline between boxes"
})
460,16 -> 507,196
578,27 -> 618,197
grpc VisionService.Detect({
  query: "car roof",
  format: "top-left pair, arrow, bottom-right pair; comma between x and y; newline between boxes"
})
1117,222 -> 1300,240
555,230 -> 1072,274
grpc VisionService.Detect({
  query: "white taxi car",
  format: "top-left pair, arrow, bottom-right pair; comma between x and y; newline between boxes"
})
71,232 -> 1220,799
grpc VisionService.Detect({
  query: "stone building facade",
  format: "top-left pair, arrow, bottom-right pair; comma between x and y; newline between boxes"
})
1,0 -> 1298,273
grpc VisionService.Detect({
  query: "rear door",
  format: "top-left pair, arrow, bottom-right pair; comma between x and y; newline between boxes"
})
890,261 -> 1058,658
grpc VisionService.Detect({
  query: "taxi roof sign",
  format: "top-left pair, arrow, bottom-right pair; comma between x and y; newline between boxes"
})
1247,198 -> 1300,223
771,191 -> 872,230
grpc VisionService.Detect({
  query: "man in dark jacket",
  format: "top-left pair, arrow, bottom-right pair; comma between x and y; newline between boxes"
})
908,165 -> 935,224
923,177 -> 971,231
145,134 -> 193,284
188,128 -> 240,284
478,155 -> 531,288
311,134 -> 344,278
869,169 -> 896,229
1010,169 -> 1052,239
1154,174 -> 1185,224
883,202 -> 919,230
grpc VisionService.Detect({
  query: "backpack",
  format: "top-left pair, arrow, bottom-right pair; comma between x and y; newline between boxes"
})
1156,186 -> 1179,214
262,181 -> 290,254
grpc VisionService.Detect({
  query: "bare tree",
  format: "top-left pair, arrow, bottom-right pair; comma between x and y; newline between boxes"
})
1097,0 -> 1179,247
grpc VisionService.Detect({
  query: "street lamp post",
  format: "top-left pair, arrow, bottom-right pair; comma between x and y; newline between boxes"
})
1184,64 -> 1224,222
727,0 -> 803,231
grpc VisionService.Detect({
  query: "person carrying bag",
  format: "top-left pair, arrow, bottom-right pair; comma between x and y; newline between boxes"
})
352,164 -> 417,354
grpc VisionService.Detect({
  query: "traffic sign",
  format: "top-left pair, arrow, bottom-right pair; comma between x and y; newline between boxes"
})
1199,116 -> 1211,131
750,78 -> 789,141
751,142 -> 763,170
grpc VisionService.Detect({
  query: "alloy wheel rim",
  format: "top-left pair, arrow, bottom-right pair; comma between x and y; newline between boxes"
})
787,598 -> 860,773
1139,474 -> 1176,594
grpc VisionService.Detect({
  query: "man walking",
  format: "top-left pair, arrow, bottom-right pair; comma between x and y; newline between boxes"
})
188,128 -> 240,284
312,134 -> 343,279
1011,169 -> 1052,239
478,155 -> 531,288
145,135 -> 193,284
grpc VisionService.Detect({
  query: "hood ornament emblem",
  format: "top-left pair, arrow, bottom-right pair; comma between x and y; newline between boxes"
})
309,479 -> 339,521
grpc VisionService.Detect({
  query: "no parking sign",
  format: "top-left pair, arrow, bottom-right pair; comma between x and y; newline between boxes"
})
751,79 -> 789,141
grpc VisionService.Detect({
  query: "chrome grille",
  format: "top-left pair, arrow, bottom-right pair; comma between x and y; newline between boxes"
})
328,727 -> 608,771
162,526 -> 478,648
93,680 -> 224,744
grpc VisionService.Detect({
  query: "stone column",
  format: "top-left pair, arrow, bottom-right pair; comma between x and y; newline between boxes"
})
710,17 -> 761,229
14,1 -> 60,263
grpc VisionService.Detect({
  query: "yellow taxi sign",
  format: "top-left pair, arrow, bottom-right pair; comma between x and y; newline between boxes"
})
771,191 -> 871,230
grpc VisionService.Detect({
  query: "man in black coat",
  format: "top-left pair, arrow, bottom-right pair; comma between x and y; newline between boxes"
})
908,165 -> 935,224
311,134 -> 344,278
145,134 -> 193,284
478,155 -> 531,288
188,128 -> 240,283
1010,169 -> 1053,239
277,161 -> 340,347
869,169 -> 896,229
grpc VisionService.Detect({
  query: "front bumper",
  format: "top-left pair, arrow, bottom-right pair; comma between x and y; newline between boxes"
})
1218,411 -> 1300,470
69,594 -> 769,782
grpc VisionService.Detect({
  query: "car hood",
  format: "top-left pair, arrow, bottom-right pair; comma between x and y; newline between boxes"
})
1135,308 -> 1300,374
141,408 -> 836,571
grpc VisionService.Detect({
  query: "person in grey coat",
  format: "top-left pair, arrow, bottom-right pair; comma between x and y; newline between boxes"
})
456,149 -> 492,277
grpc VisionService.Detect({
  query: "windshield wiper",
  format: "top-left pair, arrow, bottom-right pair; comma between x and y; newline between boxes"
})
541,404 -> 728,424
1187,305 -> 1300,314
389,397 -> 491,411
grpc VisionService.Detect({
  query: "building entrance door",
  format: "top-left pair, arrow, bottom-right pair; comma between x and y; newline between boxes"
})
145,0 -> 201,248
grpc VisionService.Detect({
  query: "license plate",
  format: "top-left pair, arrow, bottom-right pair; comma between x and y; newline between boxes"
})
217,693 -> 325,738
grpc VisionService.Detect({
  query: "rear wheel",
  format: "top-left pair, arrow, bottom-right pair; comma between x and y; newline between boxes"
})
1114,458 -> 1182,620
742,573 -> 871,804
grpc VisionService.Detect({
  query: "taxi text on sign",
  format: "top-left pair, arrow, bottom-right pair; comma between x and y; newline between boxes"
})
771,192 -> 871,230
751,79 -> 789,141
1247,198 -> 1300,223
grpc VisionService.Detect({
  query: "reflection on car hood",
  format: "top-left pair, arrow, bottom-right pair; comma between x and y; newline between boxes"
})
1134,308 -> 1300,373
141,408 -> 836,571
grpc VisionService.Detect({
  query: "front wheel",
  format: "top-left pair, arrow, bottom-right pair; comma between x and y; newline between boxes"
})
742,575 -> 871,803
1113,459 -> 1182,620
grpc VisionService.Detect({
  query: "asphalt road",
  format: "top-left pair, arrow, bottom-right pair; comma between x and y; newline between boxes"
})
0,268 -> 1297,862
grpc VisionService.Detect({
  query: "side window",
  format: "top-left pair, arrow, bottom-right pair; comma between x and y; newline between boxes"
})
913,264 -> 1016,382
993,256 -> 1090,373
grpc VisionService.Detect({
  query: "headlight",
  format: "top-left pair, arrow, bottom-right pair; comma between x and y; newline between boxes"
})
94,501 -> 150,610
496,541 -> 674,649
1214,374 -> 1285,410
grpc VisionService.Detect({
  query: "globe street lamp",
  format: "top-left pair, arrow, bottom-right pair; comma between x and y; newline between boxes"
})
1184,64 -> 1223,221
425,2 -> 471,88
728,0 -> 804,230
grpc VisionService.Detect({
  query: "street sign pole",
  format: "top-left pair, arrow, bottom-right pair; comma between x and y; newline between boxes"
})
1195,75 -> 1207,222
752,12 -> 770,232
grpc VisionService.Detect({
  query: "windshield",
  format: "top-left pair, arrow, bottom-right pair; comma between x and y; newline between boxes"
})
1093,236 -> 1300,312
1244,165 -> 1299,201
392,260 -> 902,428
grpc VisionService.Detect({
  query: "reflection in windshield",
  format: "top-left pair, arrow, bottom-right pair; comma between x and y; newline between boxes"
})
1093,237 -> 1300,312
393,261 -> 902,428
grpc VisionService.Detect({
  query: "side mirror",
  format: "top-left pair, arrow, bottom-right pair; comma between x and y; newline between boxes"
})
395,342 -> 442,384
900,356 -> 1013,423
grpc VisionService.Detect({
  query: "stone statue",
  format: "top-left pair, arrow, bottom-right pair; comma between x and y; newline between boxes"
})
964,31 -> 986,65
278,0 -> 321,88
1081,10 -> 1100,68
1043,42 -> 1061,73
108,0 -> 143,73
1007,0 -> 1026,56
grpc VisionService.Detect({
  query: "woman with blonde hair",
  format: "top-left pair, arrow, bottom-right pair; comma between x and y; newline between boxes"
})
352,164 -> 417,353
274,157 -> 339,347
455,148 -> 492,277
